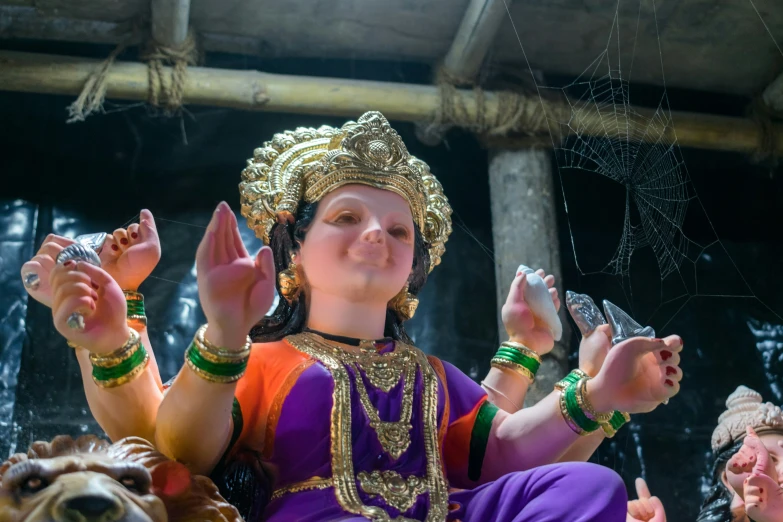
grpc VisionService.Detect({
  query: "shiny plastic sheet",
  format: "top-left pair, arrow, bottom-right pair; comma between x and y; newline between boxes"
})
0,200 -> 37,457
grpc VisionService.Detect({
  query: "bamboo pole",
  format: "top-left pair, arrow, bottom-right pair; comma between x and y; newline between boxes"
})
0,50 -> 780,155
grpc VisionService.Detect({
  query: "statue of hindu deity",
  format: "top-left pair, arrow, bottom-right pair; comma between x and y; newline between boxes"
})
22,111 -> 684,521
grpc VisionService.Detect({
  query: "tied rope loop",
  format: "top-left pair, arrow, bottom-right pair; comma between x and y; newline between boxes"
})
67,27 -> 199,122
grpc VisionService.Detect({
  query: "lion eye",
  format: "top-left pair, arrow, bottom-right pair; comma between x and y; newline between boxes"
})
19,476 -> 48,496
119,476 -> 147,494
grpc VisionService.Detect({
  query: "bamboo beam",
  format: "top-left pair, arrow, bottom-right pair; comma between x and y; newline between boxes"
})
442,0 -> 510,83
151,0 -> 191,48
0,50 -> 781,155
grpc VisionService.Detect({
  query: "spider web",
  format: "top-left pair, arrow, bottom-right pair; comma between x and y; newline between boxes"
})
500,0 -> 783,329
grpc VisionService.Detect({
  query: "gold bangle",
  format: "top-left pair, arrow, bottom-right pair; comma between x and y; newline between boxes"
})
194,324 -> 251,362
500,341 -> 542,363
576,378 -> 613,424
123,290 -> 144,301
491,357 -> 535,382
88,329 -> 141,367
554,369 -> 588,391
558,389 -> 586,436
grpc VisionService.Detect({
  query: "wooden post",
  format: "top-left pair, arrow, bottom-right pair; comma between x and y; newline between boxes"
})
151,0 -> 191,48
488,149 -> 571,404
763,72 -> 783,115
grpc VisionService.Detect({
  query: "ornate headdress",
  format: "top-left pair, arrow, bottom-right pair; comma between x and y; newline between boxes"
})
239,111 -> 452,271
711,385 -> 783,452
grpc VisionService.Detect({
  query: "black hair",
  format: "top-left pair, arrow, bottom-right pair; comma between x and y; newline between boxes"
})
696,439 -> 746,522
249,201 -> 430,344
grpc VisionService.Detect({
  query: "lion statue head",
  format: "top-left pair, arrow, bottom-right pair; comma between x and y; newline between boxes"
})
0,435 -> 242,522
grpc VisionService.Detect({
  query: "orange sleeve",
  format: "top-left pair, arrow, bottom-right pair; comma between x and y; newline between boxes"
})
229,341 -> 312,459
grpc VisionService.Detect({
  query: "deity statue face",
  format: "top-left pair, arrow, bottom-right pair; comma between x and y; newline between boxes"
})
296,184 -> 416,306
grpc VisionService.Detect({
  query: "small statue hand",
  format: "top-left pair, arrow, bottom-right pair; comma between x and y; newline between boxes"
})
501,267 -> 560,355
578,324 -> 613,378
727,427 -> 778,499
627,478 -> 667,522
590,335 -> 683,414
50,261 -> 130,354
196,202 -> 276,349
744,472 -> 783,522
100,209 -> 161,291
21,234 -> 76,308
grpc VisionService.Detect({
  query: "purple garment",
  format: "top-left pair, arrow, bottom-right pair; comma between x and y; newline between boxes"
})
260,342 -> 627,521
265,463 -> 627,522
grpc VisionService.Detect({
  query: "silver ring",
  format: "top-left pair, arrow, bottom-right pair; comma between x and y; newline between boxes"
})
22,272 -> 40,290
67,312 -> 85,330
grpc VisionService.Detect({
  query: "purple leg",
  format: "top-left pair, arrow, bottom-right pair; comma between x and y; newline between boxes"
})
449,462 -> 628,522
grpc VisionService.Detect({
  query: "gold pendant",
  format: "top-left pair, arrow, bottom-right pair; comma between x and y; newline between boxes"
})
358,470 -> 428,513
354,361 -> 415,460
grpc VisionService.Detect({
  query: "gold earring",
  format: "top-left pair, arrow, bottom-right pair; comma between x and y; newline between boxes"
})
278,262 -> 303,303
389,284 -> 419,321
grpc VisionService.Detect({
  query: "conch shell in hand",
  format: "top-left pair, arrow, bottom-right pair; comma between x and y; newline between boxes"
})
518,265 -> 562,341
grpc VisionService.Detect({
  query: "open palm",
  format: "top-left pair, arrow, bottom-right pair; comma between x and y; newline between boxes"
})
196,202 -> 275,349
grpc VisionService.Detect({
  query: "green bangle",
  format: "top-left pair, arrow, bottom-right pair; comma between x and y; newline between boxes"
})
89,330 -> 149,388
493,349 -> 541,375
124,290 -> 147,329
602,411 -> 631,438
564,380 -> 600,433
185,327 -> 250,384
555,369 -> 588,391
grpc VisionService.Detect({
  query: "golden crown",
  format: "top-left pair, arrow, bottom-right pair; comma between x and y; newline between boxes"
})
239,111 -> 452,271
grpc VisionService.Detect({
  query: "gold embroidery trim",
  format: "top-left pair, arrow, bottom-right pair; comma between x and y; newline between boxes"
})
271,476 -> 333,501
285,333 -> 449,522
263,358 -> 315,459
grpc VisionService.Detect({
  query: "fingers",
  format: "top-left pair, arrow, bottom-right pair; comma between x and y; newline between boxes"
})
230,209 -> 249,258
127,223 -> 141,244
255,246 -> 275,281
74,261 -> 116,290
139,209 -> 158,235
549,287 -> 560,311
37,234 -> 75,252
635,478 -> 652,500
627,499 -> 654,521
506,270 -> 528,306
224,207 -> 240,262
112,228 -> 129,251
213,204 -> 229,266
196,204 -> 223,272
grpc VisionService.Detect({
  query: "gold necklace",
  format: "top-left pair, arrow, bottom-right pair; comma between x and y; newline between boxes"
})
285,332 -> 449,522
335,339 -> 411,392
353,358 -> 415,459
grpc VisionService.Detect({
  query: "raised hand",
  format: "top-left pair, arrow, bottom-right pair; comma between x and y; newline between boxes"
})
20,234 -> 76,307
100,209 -> 161,291
627,478 -> 666,522
589,335 -> 683,414
50,261 -> 130,354
196,202 -> 276,350
578,324 -> 613,378
727,426 -> 778,498
744,472 -> 783,522
501,267 -> 560,355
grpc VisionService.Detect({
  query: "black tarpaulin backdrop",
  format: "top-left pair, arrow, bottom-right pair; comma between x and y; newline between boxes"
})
0,53 -> 782,522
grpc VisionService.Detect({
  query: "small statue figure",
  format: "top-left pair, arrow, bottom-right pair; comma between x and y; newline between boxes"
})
698,385 -> 783,522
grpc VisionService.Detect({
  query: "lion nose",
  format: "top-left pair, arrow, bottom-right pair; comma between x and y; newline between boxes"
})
63,494 -> 121,519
